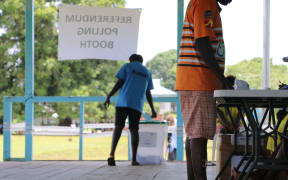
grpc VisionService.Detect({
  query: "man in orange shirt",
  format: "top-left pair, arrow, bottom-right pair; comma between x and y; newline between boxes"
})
175,0 -> 233,179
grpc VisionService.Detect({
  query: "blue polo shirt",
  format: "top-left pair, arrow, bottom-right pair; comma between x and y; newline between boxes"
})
116,61 -> 153,113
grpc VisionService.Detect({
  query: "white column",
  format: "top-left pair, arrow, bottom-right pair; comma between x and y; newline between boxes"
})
262,0 -> 270,89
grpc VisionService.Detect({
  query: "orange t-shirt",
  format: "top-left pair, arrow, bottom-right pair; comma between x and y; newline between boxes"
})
175,0 -> 225,91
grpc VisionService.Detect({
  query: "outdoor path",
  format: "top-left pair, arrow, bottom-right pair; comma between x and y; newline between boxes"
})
0,161 -> 217,180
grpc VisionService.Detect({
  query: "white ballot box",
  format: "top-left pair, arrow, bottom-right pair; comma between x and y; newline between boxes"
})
129,120 -> 168,165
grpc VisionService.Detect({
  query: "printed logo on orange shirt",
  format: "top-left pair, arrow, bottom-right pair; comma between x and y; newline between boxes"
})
204,10 -> 213,28
187,3 -> 192,11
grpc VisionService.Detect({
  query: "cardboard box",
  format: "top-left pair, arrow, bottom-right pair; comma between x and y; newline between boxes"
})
216,134 -> 251,180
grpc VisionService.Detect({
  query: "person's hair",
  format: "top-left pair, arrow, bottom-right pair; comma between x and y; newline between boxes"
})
129,54 -> 138,62
137,54 -> 143,63
217,0 -> 232,6
226,75 -> 236,86
129,54 -> 143,63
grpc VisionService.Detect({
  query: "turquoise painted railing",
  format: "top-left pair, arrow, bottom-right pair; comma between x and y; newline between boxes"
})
3,95 -> 184,161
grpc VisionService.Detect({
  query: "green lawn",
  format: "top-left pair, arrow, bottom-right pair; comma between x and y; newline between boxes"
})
0,135 -> 128,161
0,135 -> 214,161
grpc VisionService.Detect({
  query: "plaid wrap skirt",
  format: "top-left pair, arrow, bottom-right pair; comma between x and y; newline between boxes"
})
179,91 -> 216,140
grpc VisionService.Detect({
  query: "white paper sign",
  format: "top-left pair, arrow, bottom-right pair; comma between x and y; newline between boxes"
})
139,132 -> 157,148
58,5 -> 141,61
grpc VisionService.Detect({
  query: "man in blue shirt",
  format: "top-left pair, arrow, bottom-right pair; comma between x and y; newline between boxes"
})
104,54 -> 157,166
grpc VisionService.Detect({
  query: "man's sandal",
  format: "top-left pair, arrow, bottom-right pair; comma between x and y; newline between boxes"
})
107,157 -> 116,166
131,161 -> 140,166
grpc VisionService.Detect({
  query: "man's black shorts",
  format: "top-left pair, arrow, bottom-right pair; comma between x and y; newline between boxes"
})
115,107 -> 141,130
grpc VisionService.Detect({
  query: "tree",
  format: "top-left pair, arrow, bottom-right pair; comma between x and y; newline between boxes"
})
146,49 -> 177,90
225,58 -> 288,90
0,0 -> 125,123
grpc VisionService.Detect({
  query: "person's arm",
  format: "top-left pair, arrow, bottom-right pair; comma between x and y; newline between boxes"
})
104,79 -> 124,109
146,90 -> 157,118
195,37 -> 232,89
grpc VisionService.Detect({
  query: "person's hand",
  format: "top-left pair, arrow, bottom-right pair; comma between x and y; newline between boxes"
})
151,110 -> 157,118
104,97 -> 110,110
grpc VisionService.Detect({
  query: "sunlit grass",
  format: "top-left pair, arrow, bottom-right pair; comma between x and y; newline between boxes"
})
0,135 -> 128,161
0,135 -> 214,161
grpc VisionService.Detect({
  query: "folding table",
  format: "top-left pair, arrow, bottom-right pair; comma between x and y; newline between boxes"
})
214,90 -> 288,180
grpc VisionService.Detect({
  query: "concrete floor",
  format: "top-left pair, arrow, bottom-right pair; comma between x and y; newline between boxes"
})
0,161 -> 217,180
